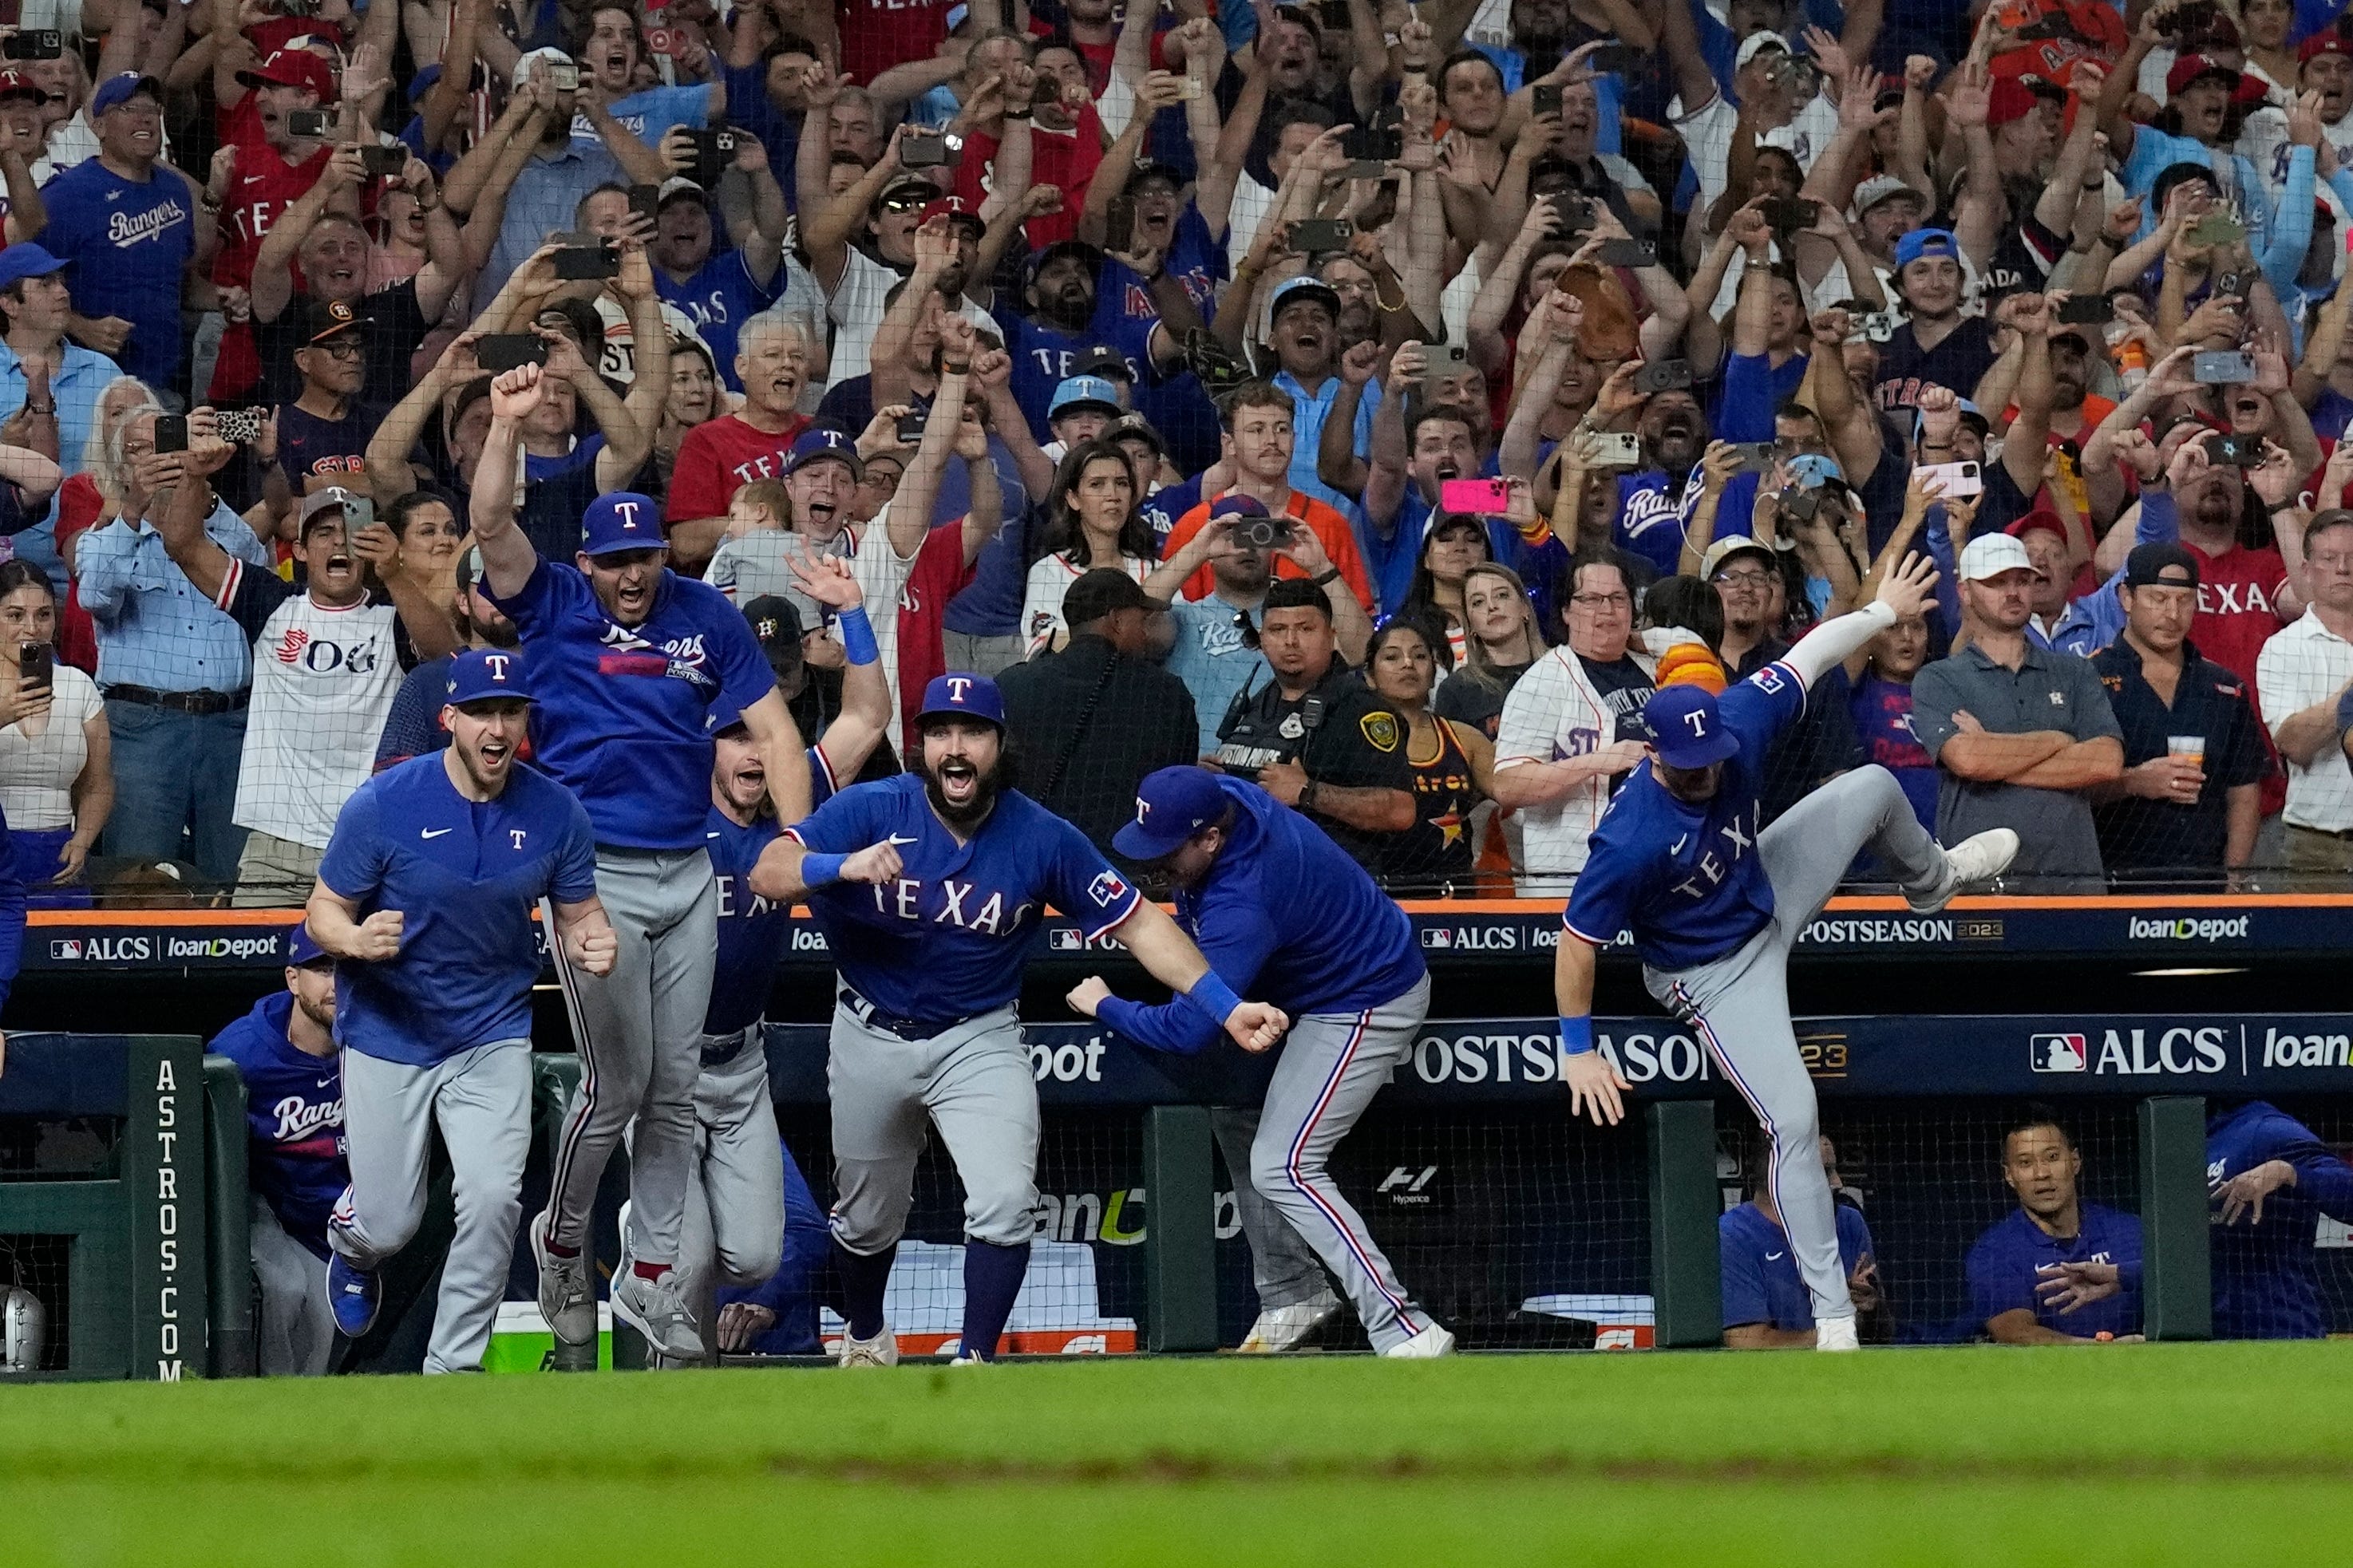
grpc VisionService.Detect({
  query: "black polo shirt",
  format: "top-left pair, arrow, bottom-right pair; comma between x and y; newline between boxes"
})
1213,659 -> 1412,876
2090,639 -> 2268,878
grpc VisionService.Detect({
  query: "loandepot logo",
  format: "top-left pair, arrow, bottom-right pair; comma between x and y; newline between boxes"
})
2128,915 -> 2252,942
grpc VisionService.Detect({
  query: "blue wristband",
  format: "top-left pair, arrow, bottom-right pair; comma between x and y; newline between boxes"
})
838,605 -> 879,665
801,851 -> 847,887
1186,971 -> 1244,1026
1559,1015 -> 1595,1057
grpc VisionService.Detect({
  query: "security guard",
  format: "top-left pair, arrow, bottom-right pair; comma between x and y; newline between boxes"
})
1212,578 -> 1416,878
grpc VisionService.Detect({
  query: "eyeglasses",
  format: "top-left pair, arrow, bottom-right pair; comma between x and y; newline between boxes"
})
878,192 -> 928,214
1569,591 -> 1632,610
310,338 -> 363,360
1713,569 -> 1774,587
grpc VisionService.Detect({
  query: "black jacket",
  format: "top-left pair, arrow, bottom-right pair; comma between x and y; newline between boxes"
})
999,634 -> 1199,856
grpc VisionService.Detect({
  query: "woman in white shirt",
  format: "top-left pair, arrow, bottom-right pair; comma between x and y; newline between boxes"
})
1018,439 -> 1153,656
0,561 -> 110,901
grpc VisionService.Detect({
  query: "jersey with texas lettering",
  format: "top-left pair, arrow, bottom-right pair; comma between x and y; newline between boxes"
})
209,990 -> 346,1261
1005,310 -> 1157,437
1563,660 -> 1806,970
787,771 -> 1142,1020
664,411 -> 818,525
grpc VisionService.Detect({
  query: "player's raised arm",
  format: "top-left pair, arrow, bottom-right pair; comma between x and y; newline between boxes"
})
469,364 -> 547,601
1552,929 -> 1627,1127
1105,900 -> 1289,1053
1779,552 -> 1941,686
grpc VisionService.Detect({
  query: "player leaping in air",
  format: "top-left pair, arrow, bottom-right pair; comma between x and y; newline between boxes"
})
1552,555 -> 2018,1352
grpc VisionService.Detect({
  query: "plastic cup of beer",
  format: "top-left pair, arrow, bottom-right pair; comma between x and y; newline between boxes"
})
2168,735 -> 2205,769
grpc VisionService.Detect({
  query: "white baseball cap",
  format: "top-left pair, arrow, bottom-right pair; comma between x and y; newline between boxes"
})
1736,31 -> 1793,70
1849,175 -> 1923,221
512,46 -> 574,89
1959,533 -> 2036,583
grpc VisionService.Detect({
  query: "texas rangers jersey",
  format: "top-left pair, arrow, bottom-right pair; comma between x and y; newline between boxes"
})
208,990 -> 346,1260
1965,1203 -> 2142,1340
2208,1100 -> 2353,1340
490,555 -> 775,851
1563,661 -> 1806,972
787,772 -> 1141,1020
702,746 -> 836,1038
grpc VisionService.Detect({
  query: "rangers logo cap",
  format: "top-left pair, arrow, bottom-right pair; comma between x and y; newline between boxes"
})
285,923 -> 332,969
782,427 -> 864,480
1114,765 -> 1231,860
914,672 -> 1005,730
579,492 -> 665,556
444,647 -> 534,707
1643,684 -> 1739,770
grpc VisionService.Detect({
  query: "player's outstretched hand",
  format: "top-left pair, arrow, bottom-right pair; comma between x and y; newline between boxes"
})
350,910 -> 405,961
2033,1259 -> 2122,1314
1562,1050 -> 1630,1126
1871,551 -> 1939,620
2214,1157 -> 2297,1226
567,921 -> 619,978
1066,976 -> 1112,1017
840,839 -> 905,885
1225,1000 -> 1289,1054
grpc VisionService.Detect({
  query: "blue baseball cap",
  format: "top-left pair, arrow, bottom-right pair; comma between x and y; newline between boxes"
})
1643,685 -> 1741,770
0,243 -> 68,291
1210,494 -> 1269,520
1787,452 -> 1843,490
1268,273 -> 1341,319
1113,766 -> 1232,860
1050,375 -> 1122,421
914,672 -> 1004,730
1893,227 -> 1960,272
782,426 -> 864,480
89,72 -> 162,118
444,647 -> 533,707
579,492 -> 664,556
285,923 -> 331,969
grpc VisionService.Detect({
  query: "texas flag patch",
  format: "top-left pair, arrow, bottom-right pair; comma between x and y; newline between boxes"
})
1087,870 -> 1129,908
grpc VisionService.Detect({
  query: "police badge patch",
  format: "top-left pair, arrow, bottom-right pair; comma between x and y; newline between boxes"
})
1360,711 -> 1400,751
1279,712 -> 1307,740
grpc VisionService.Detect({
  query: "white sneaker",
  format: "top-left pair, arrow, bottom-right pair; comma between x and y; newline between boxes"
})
530,1211 -> 595,1347
1380,1321 -> 1457,1359
837,1324 -> 899,1369
1815,1315 -> 1860,1352
1908,828 -> 2019,913
948,1353 -> 988,1366
612,1267 -> 702,1361
1237,1291 -> 1341,1354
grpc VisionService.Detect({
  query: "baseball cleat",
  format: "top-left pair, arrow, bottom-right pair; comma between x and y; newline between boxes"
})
1380,1321 -> 1457,1359
531,1211 -> 596,1346
837,1324 -> 900,1369
1237,1291 -> 1341,1353
948,1353 -> 989,1366
327,1254 -> 380,1339
612,1267 -> 702,1361
1815,1315 -> 1861,1352
1908,828 -> 2019,913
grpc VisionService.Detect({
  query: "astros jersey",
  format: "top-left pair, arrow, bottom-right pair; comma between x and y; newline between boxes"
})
317,754 -> 599,1066
490,552 -> 775,850
702,743 -> 836,1039
208,990 -> 346,1260
1564,662 -> 1806,970
1096,775 -> 1426,1056
2207,1100 -> 2353,1340
787,772 -> 1142,1020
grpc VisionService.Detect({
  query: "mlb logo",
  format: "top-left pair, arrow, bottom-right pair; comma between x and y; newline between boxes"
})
1049,929 -> 1082,952
1421,928 -> 1452,949
1086,870 -> 1128,909
51,938 -> 79,960
2031,1033 -> 2088,1073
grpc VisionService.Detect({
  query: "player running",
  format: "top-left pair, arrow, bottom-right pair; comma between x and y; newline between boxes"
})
1072,766 -> 1455,1357
306,650 -> 619,1373
1552,557 -> 2017,1352
752,673 -> 1289,1365
470,361 -> 805,1361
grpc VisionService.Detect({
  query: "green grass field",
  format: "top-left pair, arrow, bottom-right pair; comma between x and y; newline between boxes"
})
6,1345 -> 2352,1566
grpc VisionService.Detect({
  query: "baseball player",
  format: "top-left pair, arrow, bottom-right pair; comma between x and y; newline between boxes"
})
1552,557 -> 2019,1353
306,650 -> 619,1373
469,362 -> 806,1361
1070,766 -> 1454,1357
208,924 -> 346,1376
751,673 -> 1288,1365
623,556 -> 896,1365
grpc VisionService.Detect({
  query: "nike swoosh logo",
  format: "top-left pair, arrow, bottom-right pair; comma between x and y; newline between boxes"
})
887,833 -> 919,846
1766,1251 -> 1786,1261
1670,835 -> 1689,854
706,831 -> 721,839
421,827 -> 453,839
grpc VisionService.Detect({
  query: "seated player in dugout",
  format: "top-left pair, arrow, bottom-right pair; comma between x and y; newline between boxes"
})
1720,1127 -> 1890,1349
1964,1106 -> 2145,1345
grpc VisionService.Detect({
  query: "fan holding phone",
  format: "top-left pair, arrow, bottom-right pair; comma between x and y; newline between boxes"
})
0,559 -> 106,899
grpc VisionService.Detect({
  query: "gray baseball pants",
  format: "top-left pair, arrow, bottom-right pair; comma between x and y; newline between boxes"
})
328,1039 -> 531,1374
544,846 -> 718,1266
1212,1108 -> 1331,1311
1646,765 -> 1944,1327
248,1198 -> 330,1376
1249,974 -> 1436,1353
623,1025 -> 787,1362
827,1001 -> 1038,1255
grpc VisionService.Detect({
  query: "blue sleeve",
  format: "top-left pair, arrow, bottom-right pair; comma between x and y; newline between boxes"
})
2296,0 -> 2350,40
373,667 -> 444,768
2260,147 -> 2315,297
1718,659 -> 1807,753
788,780 -> 886,852
1718,1216 -> 1773,1329
1097,895 -> 1281,1056
317,784 -> 386,902
723,62 -> 790,161
1562,825 -> 1645,948
2136,488 -> 2180,546
702,587 -> 779,716
1043,818 -> 1143,940
2052,575 -> 2126,655
552,795 -> 599,903
1839,1204 -> 1875,1272
212,503 -> 275,570
1924,503 -> 1961,638
70,524 -> 131,618
1966,1227 -> 2035,1329
2122,124 -> 2202,197
2253,1108 -> 2353,1218
484,554 -> 570,630
2110,1211 -> 2145,1295
1717,354 -> 1779,441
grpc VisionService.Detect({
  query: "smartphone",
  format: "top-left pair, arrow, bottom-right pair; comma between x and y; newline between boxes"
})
286,109 -> 331,139
1633,358 -> 1693,394
552,241 -> 619,281
2205,431 -> 2265,466
1,29 -> 60,58
2056,294 -> 2114,325
477,334 -> 550,373
1759,196 -> 1821,231
1423,341 -> 1470,383
153,413 -> 187,453
1178,76 -> 1203,99
896,411 -> 927,444
1592,431 -> 1643,466
1727,441 -> 1778,475
2190,211 -> 2246,247
691,126 -> 741,184
1586,44 -> 1636,72
213,407 -> 263,444
1105,194 -> 1136,255
18,641 -> 51,693
1532,84 -> 1561,117
1438,478 -> 1511,513
1917,459 -> 1984,496
357,144 -> 406,177
1291,217 -> 1354,253
338,492 -> 376,533
901,130 -> 951,169
1339,125 -> 1403,163
2211,270 -> 2252,302
2193,350 -> 2257,383
628,183 -> 661,228
548,61 -> 581,93
1598,238 -> 1656,267
1549,192 -> 1596,234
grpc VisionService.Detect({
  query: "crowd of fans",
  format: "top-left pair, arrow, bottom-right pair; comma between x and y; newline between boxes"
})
7,0 -> 2353,899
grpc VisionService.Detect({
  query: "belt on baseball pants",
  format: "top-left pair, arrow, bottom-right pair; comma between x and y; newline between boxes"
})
699,1024 -> 760,1069
839,985 -> 979,1042
103,683 -> 250,715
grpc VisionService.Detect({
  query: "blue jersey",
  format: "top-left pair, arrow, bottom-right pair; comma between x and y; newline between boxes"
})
1965,1203 -> 2143,1340
491,555 -> 776,850
789,772 -> 1141,1021
1097,775 -> 1425,1055
656,248 -> 783,393
1006,311 -> 1157,436
571,82 -> 710,148
701,748 -> 835,1037
1720,1200 -> 1872,1333
208,991 -> 346,1260
317,754 -> 599,1066
38,160 -> 198,392
2207,1100 -> 2353,1340
1563,661 -> 1806,971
